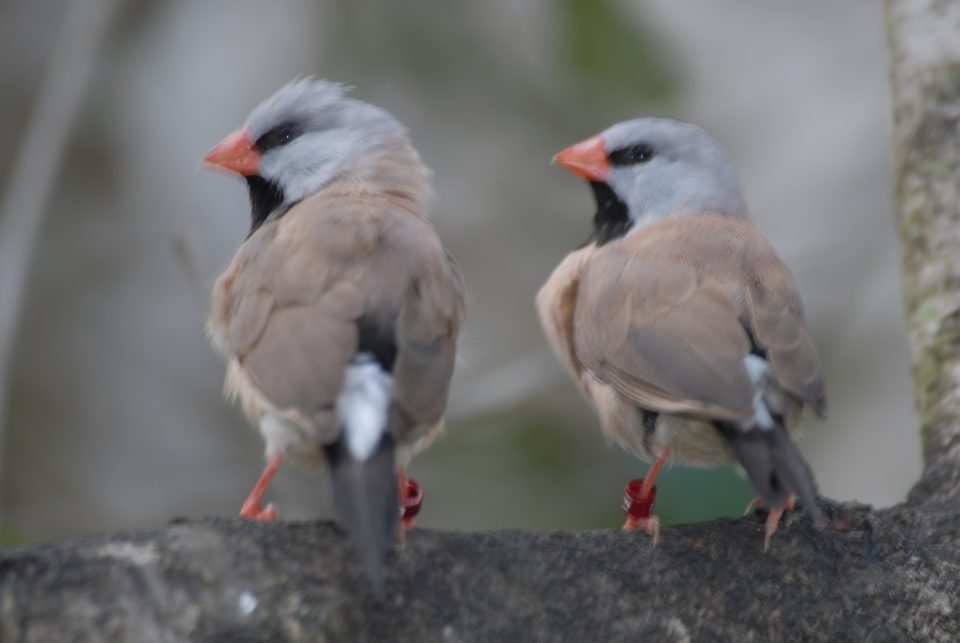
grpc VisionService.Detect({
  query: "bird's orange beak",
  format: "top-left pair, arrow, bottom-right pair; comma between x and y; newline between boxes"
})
203,128 -> 260,176
552,135 -> 609,181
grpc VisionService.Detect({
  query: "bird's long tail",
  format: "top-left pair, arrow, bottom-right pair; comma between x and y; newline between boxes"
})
719,421 -> 823,526
326,355 -> 397,597
717,355 -> 824,526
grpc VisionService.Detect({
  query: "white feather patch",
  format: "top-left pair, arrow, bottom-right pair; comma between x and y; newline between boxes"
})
741,355 -> 775,430
337,353 -> 393,461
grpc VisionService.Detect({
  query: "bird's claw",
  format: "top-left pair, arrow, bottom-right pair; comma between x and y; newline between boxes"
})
623,514 -> 661,546
748,494 -> 796,551
763,506 -> 785,552
240,500 -> 278,522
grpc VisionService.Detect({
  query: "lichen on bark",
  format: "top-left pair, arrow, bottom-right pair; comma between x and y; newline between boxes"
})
887,0 -> 960,500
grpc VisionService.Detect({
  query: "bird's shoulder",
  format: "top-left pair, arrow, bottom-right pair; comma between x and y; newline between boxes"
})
619,213 -> 779,271
587,214 -> 802,314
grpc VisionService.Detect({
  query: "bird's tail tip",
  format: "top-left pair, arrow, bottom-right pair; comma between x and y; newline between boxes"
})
720,420 -> 824,527
325,433 -> 398,598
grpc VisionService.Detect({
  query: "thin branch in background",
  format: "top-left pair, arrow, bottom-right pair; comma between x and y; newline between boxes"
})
0,0 -> 119,515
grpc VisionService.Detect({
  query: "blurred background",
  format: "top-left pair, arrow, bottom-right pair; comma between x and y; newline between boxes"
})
0,0 -> 917,541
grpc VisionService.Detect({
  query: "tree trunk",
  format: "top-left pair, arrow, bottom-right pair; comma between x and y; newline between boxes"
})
887,0 -> 960,502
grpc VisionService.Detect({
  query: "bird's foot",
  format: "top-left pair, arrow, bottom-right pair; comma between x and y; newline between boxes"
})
745,493 -> 796,516
400,479 -> 423,530
622,477 -> 660,545
240,500 -> 278,522
620,448 -> 669,545
761,495 -> 796,552
239,453 -> 284,522
623,514 -> 661,545
396,469 -> 423,542
763,507 -> 784,552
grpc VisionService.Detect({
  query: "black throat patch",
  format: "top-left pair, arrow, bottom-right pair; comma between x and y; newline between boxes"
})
245,175 -> 286,237
589,181 -> 631,246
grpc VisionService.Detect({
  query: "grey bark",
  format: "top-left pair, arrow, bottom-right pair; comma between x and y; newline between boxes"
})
887,0 -> 960,502
1,501 -> 959,643
1,2 -> 959,642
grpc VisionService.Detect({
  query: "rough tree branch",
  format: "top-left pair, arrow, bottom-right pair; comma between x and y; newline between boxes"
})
2,502 -> 959,642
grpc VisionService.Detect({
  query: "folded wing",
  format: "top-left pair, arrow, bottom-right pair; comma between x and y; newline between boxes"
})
573,215 -> 825,421
212,190 -> 466,443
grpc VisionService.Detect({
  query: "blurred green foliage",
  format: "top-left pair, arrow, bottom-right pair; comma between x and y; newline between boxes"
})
0,526 -> 28,546
563,0 -> 676,104
422,400 -> 756,533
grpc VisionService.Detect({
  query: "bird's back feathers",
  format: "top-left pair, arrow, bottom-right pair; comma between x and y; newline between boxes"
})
564,214 -> 825,421
210,184 -> 466,450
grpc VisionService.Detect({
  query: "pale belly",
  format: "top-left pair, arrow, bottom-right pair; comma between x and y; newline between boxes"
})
583,375 -> 736,467
582,375 -> 803,468
223,358 -> 446,471
259,412 -> 328,472
256,404 -> 443,473
618,409 -> 734,467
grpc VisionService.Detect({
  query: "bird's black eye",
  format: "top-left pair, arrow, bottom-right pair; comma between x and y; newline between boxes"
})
255,122 -> 303,152
609,143 -> 655,166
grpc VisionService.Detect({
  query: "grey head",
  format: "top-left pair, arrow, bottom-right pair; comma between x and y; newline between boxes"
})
554,118 -> 749,244
204,78 -> 426,234
246,78 -> 414,204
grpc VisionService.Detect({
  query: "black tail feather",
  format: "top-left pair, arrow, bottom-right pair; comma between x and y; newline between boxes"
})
325,433 -> 398,598
717,421 -> 824,527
